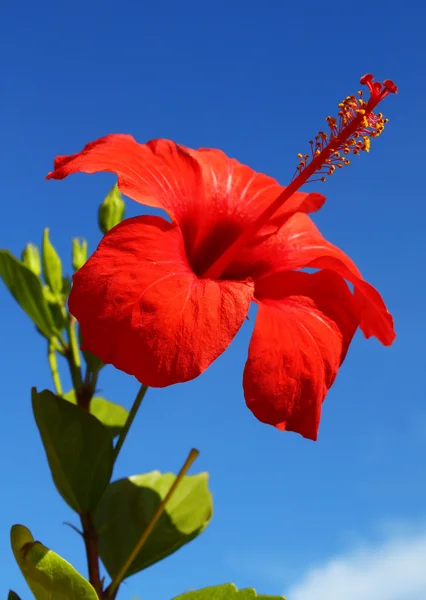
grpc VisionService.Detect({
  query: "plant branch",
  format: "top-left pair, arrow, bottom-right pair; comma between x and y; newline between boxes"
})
48,342 -> 63,395
62,317 -> 103,596
105,448 -> 200,597
113,384 -> 148,463
81,512 -> 103,598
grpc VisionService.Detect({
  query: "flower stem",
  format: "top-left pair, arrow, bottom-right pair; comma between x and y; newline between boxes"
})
48,342 -> 62,395
113,384 -> 148,463
67,316 -> 82,369
80,512 -> 103,598
52,335 -> 66,355
105,448 -> 200,597
65,316 -> 83,398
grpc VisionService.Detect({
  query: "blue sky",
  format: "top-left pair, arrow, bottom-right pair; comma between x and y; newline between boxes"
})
1,1 -> 425,599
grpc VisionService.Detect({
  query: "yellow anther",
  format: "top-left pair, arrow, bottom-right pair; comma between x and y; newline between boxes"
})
292,77 -> 393,185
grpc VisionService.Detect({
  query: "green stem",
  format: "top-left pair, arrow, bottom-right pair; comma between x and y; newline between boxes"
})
66,316 -> 83,393
56,332 -> 68,353
105,448 -> 200,598
48,342 -> 62,395
113,384 -> 148,463
51,336 -> 66,355
68,316 -> 82,369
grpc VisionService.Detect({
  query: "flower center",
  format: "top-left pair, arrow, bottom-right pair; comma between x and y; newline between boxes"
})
200,74 -> 397,280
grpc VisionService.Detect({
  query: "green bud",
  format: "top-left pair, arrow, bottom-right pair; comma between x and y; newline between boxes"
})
21,243 -> 41,277
42,228 -> 63,296
72,237 -> 88,271
98,184 -> 125,234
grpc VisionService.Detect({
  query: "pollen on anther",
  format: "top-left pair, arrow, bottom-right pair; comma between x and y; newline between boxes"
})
292,73 -> 397,183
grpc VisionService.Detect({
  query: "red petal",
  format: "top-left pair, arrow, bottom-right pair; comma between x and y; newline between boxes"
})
47,135 -> 325,276
47,135 -> 204,221
187,148 -> 325,273
244,270 -> 360,440
69,215 -> 254,386
192,148 -> 325,221
235,213 -> 395,346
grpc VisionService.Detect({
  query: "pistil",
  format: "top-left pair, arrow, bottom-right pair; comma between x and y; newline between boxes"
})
201,74 -> 397,280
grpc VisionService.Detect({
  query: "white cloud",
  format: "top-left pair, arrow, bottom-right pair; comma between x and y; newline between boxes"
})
287,528 -> 426,600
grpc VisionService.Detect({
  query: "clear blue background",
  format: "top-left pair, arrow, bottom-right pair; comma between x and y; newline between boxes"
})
1,1 -> 424,598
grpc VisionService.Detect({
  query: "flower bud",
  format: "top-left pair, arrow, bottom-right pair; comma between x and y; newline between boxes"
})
42,228 -> 63,296
98,184 -> 125,234
21,243 -> 41,277
72,238 -> 88,271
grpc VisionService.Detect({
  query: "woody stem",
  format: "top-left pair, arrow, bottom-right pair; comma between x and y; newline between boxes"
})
63,318 -> 102,596
80,513 -> 103,598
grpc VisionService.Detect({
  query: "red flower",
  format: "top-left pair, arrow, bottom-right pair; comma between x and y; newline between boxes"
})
47,75 -> 397,440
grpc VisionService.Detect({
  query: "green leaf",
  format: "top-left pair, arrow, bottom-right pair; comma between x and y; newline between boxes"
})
8,591 -> 22,600
63,389 -> 129,438
21,243 -> 41,277
0,249 -> 56,339
32,388 -> 114,513
72,238 -> 88,271
11,524 -> 98,600
95,471 -> 213,579
42,228 -> 63,296
172,584 -> 285,599
98,184 -> 125,234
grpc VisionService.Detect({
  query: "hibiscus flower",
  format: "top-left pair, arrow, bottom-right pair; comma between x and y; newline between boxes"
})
46,74 -> 397,440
